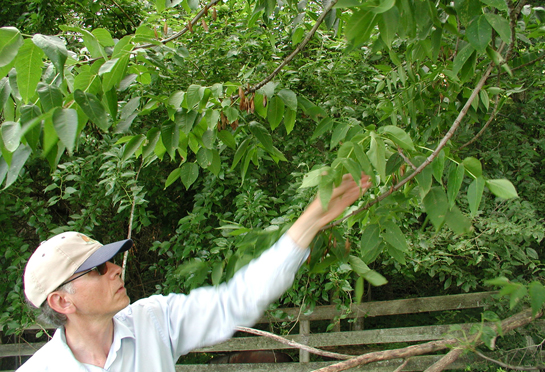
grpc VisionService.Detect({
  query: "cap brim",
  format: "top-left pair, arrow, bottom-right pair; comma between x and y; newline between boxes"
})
75,239 -> 133,273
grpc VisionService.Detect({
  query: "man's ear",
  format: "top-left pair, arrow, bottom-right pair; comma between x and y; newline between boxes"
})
47,291 -> 75,315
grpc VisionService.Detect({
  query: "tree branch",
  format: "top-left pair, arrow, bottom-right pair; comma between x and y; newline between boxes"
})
424,347 -> 465,372
457,94 -> 501,151
235,326 -> 354,360
322,62 -> 496,231
110,0 -> 138,30
231,0 -> 339,100
311,308 -> 541,372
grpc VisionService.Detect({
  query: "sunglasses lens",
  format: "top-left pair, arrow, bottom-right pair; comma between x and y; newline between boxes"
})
97,262 -> 108,275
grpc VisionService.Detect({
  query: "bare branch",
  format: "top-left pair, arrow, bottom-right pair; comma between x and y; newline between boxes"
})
397,148 -> 417,171
231,1 -> 339,100
457,94 -> 501,151
110,0 -> 138,29
235,326 -> 354,360
311,308 -> 541,372
473,349 -> 545,371
424,347 -> 465,372
393,358 -> 410,372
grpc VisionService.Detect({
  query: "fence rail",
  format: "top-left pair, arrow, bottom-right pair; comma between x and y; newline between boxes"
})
3,291 -> 527,371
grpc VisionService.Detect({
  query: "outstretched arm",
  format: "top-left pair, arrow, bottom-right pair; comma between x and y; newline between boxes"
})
288,172 -> 372,248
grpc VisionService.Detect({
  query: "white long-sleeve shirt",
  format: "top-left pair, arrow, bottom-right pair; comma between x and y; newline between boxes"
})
17,234 -> 309,372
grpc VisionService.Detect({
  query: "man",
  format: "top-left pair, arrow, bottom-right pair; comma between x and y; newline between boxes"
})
20,173 -> 372,371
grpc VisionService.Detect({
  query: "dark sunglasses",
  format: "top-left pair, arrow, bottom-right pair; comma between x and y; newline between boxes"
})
58,262 -> 108,287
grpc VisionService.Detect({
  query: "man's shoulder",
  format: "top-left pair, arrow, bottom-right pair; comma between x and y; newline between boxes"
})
16,332 -> 69,372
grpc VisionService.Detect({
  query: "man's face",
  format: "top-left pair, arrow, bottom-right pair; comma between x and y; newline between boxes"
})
64,261 -> 130,320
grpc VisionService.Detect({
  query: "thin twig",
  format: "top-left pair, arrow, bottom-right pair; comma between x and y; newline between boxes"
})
322,62 -> 496,231
457,94 -> 501,151
235,326 -> 354,360
424,347 -> 465,372
397,147 -> 417,170
231,0 -> 340,100
110,0 -> 138,29
121,158 -> 144,281
393,358 -> 410,372
473,349 -> 545,371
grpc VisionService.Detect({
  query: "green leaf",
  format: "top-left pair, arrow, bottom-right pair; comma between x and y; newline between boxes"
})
333,0 -> 361,8
60,26 -> 106,59
447,163 -> 465,209
340,158 -> 362,187
480,0 -> 508,12
277,89 -> 297,110
346,9 -> 377,46
486,179 -> 518,199
165,167 -> 181,188
101,54 -> 130,92
348,255 -> 371,276
217,130 -> 236,150
267,96 -> 284,130
360,223 -> 381,258
1,121 -> 22,152
249,121 -> 275,153
4,145 -> 31,189
481,326 -> 496,350
161,122 -> 179,159
467,177 -> 485,216
301,166 -> 329,188
382,220 -> 408,252
529,282 -> 545,317
32,34 -> 67,77
462,157 -> 482,178
483,13 -> 511,44
452,43 -> 476,76
362,270 -> 388,286
367,133 -> 386,181
379,125 -> 415,151
432,150 -> 446,184
186,84 -> 204,109
378,7 -> 399,48
52,108 -> 78,154
466,15 -> 492,54
14,39 -> 45,104
414,157 -> 433,198
37,83 -> 63,112
318,171 -> 335,210
312,117 -> 334,140
454,0 -> 482,26
387,244 -> 406,264
212,262 -> 224,286
423,187 -> 449,230
74,90 -> 109,131
122,134 -> 145,161
283,108 -> 296,134
0,27 -> 23,68
368,0 -> 395,14
355,276 -> 364,304
232,138 -> 251,169
180,162 -> 199,189
92,28 -> 115,47
331,123 -> 350,149
445,205 -> 472,235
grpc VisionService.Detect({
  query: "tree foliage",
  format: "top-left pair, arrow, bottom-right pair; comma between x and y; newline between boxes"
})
0,0 -> 544,363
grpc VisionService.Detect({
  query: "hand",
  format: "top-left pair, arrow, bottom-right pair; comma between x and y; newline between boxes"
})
288,172 -> 372,248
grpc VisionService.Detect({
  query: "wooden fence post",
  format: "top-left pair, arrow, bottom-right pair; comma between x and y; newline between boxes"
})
299,319 -> 310,363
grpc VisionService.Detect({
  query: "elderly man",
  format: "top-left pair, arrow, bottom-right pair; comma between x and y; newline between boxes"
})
19,173 -> 372,371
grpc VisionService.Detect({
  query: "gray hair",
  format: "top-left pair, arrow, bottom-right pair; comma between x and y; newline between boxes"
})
27,282 -> 75,328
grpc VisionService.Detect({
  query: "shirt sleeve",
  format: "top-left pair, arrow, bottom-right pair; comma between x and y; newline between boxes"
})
143,233 -> 309,358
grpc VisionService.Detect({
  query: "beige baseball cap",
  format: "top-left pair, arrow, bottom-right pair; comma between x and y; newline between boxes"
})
24,232 -> 133,307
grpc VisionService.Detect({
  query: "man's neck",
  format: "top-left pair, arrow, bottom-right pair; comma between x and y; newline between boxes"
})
64,317 -> 115,368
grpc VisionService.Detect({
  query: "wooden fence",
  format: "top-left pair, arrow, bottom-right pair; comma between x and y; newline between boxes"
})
3,291 -> 538,371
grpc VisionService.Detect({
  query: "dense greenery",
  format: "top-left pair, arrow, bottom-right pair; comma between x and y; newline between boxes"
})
0,0 -> 544,367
